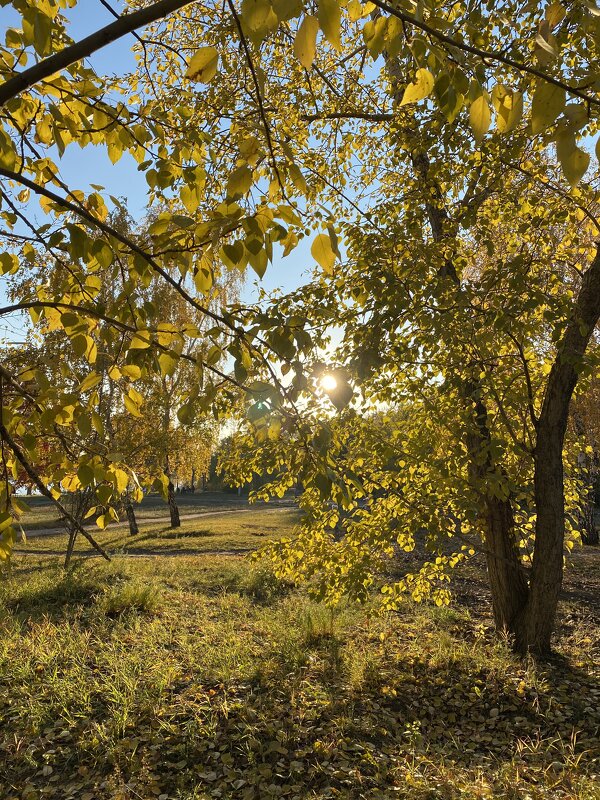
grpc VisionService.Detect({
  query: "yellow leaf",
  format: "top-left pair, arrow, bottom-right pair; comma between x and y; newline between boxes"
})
129,331 -> 152,349
121,364 -> 142,380
531,80 -> 565,134
556,134 -> 590,186
348,0 -> 374,20
78,372 -> 102,393
294,15 -> 319,69
400,69 -> 434,106
158,352 -> 178,376
311,233 -> 336,274
123,390 -> 143,418
318,0 -> 341,50
227,164 -> 253,197
96,512 -> 111,530
546,1 -> 566,28
242,0 -> 272,31
185,47 -> 219,83
492,86 -> 520,133
112,468 -> 130,494
288,163 -> 307,194
469,94 -> 491,144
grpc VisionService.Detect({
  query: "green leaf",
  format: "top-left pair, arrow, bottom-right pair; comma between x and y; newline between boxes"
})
469,94 -> 491,144
311,233 -> 337,274
77,463 -> 95,488
531,80 -> 565,135
185,47 -> 219,83
76,413 -> 92,437
294,15 -> 319,69
400,69 -> 434,106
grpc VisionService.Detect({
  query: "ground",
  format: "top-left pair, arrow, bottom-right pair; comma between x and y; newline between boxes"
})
1,503 -> 599,800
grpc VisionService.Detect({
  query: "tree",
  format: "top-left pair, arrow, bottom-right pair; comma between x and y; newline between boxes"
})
1,0 -> 600,654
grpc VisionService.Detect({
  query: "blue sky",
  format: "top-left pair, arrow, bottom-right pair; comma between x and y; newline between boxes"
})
0,1 -> 314,342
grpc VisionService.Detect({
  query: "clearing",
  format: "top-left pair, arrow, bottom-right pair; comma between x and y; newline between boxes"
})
1,507 -> 599,800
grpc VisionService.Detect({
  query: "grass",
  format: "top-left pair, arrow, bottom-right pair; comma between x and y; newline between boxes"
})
14,492 -> 279,532
1,511 -> 599,800
15,508 -> 299,555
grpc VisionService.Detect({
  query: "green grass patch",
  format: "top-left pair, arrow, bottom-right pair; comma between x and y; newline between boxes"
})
1,513 -> 599,800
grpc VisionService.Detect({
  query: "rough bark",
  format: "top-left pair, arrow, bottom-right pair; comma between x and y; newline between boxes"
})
464,385 -> 530,632
513,244 -> 600,655
167,479 -> 181,528
125,498 -> 139,536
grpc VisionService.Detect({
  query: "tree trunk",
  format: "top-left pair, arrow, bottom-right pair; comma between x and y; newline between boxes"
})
125,498 -> 139,536
383,35 -> 598,655
483,495 -> 530,634
464,382 -> 530,635
581,508 -> 599,545
167,479 -> 180,528
513,244 -> 600,656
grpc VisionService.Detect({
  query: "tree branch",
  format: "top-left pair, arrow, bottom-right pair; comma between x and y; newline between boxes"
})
0,419 -> 111,561
0,0 -> 196,107
369,0 -> 600,108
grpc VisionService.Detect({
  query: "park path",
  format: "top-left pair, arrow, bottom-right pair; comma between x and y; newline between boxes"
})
14,546 -> 256,558
21,504 -> 294,540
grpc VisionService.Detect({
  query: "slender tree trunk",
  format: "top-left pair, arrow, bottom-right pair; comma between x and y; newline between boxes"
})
65,525 -> 77,568
483,496 -> 530,633
464,383 -> 530,633
167,479 -> 180,528
124,498 -> 139,536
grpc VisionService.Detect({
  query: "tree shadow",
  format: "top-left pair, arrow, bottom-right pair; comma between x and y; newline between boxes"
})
3,573 -> 102,621
1,600 -> 598,798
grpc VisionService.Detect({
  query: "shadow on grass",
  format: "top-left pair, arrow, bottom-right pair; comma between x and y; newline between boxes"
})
3,572 -> 103,621
3,625 -> 597,799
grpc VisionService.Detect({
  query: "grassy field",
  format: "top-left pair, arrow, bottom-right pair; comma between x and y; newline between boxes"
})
1,509 -> 599,800
15,492 -> 272,532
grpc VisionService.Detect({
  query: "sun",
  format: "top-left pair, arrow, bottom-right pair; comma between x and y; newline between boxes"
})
321,374 -> 338,392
